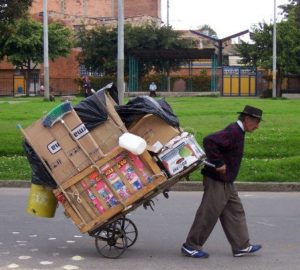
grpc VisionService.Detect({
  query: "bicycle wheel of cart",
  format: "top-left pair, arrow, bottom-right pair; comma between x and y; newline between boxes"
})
94,222 -> 128,258
115,217 -> 138,248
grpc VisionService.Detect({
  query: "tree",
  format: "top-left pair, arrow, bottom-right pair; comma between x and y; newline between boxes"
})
0,0 -> 33,59
197,24 -> 218,38
76,25 -> 118,75
237,23 -> 273,68
2,17 -> 73,93
236,17 -> 300,94
279,0 -> 300,27
0,0 -> 32,23
126,24 -> 194,77
77,23 -> 195,78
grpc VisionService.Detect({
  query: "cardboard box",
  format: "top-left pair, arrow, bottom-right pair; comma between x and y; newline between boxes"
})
24,108 -> 103,184
129,114 -> 180,153
158,134 -> 206,176
89,93 -> 127,154
90,117 -> 124,154
104,94 -> 127,132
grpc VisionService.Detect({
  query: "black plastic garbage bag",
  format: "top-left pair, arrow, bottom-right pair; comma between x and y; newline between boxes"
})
156,98 -> 177,119
74,88 -> 108,130
106,83 -> 119,105
74,83 -> 120,130
115,96 -> 180,128
23,140 -> 57,188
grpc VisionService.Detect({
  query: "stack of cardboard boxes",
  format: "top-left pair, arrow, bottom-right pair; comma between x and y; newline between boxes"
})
21,92 -> 206,233
22,93 -> 166,233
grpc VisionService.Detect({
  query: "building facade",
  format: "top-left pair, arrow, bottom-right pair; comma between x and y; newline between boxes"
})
30,0 -> 161,22
0,0 -> 162,96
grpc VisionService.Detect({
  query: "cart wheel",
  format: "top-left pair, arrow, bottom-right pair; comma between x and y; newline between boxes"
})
94,223 -> 127,259
115,217 -> 138,248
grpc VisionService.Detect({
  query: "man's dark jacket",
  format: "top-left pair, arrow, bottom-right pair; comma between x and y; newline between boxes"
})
201,122 -> 245,182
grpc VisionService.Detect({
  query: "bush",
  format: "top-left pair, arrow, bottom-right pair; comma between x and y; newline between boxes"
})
139,74 -> 211,92
90,75 -> 117,91
75,75 -> 117,96
78,73 -> 211,93
261,89 -> 272,98
191,75 -> 211,92
170,75 -> 210,92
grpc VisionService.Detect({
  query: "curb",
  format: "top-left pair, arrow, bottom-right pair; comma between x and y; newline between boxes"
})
1,180 -> 300,192
171,181 -> 300,192
0,180 -> 31,188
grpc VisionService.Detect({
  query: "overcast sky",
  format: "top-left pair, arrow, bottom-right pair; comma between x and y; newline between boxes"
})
161,0 -> 289,39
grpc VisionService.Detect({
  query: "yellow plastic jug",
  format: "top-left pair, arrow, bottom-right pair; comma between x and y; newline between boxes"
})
27,183 -> 58,218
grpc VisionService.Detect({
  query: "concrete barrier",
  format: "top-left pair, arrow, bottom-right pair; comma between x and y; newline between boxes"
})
282,93 -> 300,99
125,91 -> 220,97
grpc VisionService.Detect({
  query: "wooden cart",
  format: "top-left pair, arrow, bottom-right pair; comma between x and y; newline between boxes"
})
51,143 -> 204,258
90,161 -> 203,258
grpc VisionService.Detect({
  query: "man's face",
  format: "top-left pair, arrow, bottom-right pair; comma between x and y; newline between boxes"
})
244,116 -> 261,132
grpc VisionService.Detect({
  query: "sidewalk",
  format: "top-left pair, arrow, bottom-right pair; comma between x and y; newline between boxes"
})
1,180 -> 300,191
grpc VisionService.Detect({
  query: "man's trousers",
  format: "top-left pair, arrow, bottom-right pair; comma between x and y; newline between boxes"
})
185,176 -> 250,251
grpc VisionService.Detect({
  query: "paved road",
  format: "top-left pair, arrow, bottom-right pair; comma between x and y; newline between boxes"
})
0,188 -> 300,270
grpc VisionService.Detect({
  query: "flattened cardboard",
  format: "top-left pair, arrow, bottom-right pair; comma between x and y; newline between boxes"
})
24,109 -> 103,184
90,117 -> 123,155
89,93 -> 127,154
104,94 -> 127,132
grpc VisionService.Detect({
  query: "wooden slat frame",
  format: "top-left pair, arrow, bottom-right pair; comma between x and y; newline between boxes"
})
55,147 -> 167,233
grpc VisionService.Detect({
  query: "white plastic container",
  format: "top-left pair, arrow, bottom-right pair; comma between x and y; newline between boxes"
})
118,132 -> 147,155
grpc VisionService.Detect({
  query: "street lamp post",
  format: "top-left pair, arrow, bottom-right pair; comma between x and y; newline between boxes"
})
166,0 -> 170,92
272,0 -> 277,98
117,0 -> 124,105
167,0 -> 169,26
42,0 -> 50,100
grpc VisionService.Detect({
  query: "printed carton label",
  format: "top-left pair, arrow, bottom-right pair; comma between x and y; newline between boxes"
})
46,123 -> 89,154
72,123 -> 88,140
47,140 -> 61,154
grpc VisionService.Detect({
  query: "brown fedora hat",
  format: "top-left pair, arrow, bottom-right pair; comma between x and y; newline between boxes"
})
238,105 -> 263,120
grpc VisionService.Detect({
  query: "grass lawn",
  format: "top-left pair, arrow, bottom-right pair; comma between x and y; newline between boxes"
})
0,95 -> 299,182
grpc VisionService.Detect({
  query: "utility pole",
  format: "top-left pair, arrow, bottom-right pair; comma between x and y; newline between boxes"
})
272,0 -> 277,98
117,0 -> 124,104
42,0 -> 50,100
167,0 -> 169,26
166,0 -> 170,92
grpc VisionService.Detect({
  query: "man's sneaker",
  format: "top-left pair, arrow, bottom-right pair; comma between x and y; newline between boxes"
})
181,243 -> 209,258
233,244 -> 262,257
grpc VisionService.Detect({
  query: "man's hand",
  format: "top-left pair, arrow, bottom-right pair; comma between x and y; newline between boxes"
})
216,164 -> 226,174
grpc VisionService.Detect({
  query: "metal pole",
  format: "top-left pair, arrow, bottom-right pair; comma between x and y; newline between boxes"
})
117,0 -> 124,105
167,0 -> 169,26
43,0 -> 50,100
166,0 -> 171,92
272,0 -> 277,98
